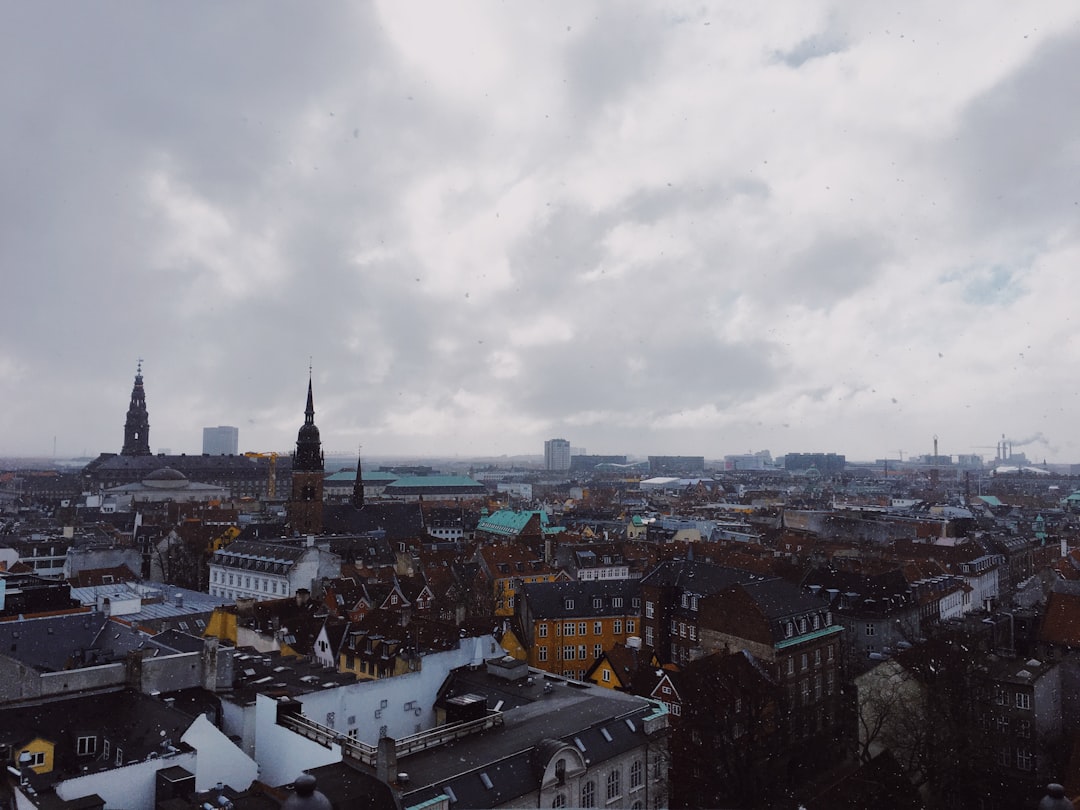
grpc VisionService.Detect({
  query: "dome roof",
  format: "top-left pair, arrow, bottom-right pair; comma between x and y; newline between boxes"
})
143,467 -> 191,488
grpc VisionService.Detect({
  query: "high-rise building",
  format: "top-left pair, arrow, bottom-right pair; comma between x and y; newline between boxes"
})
202,426 -> 239,456
288,376 -> 325,534
544,438 -> 571,471
121,361 -> 151,456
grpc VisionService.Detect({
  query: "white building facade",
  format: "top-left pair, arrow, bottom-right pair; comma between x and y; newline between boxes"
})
209,540 -> 341,602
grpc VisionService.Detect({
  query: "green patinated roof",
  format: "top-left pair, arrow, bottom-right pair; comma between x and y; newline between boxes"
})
477,509 -> 564,536
383,475 -> 485,489
976,495 -> 1005,507
324,470 -> 400,483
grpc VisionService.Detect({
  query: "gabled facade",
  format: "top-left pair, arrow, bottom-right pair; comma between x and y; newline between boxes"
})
639,559 -> 758,664
474,544 -> 567,616
697,578 -> 846,777
515,579 -> 642,680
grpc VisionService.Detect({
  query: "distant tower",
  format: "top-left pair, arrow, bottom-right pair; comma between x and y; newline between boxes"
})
121,361 -> 152,456
288,374 -> 325,534
544,438 -> 571,471
351,447 -> 365,508
202,425 -> 239,455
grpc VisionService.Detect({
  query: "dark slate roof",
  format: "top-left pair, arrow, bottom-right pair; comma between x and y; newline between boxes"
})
297,762 -> 398,810
739,578 -> 828,621
84,453 -> 292,478
230,647 -> 357,700
0,603 -> 181,672
0,689 -> 196,787
519,579 -> 641,619
151,629 -> 211,654
639,558 -> 759,593
323,535 -> 397,569
322,503 -> 425,540
401,668 -> 664,809
212,540 -> 308,567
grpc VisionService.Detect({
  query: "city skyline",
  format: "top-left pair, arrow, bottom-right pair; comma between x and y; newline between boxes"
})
4,4 -> 1080,462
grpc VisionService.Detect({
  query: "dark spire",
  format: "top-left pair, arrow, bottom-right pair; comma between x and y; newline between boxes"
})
121,360 -> 151,456
293,371 -> 324,472
304,377 -> 315,425
351,445 -> 365,508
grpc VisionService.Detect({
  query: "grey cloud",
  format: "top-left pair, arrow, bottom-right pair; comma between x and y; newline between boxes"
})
947,29 -> 1080,236
779,231 -> 891,309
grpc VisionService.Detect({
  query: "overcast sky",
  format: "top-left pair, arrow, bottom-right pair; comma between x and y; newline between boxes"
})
3,2 -> 1080,464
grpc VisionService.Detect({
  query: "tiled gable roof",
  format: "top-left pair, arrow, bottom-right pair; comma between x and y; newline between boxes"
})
639,558 -> 758,593
1039,587 -> 1080,647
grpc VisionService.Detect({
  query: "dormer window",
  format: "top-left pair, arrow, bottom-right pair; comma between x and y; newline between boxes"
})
76,736 -> 97,756
785,622 -> 794,638
564,598 -> 575,610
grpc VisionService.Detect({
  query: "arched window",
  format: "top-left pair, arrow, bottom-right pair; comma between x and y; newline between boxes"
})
581,780 -> 596,808
630,760 -> 643,789
606,769 -> 621,801
555,758 -> 566,784
552,794 -> 566,808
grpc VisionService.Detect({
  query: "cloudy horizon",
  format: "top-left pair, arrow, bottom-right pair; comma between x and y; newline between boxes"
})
3,3 -> 1080,465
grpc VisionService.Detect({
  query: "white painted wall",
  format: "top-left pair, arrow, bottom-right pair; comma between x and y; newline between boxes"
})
297,635 -> 502,745
182,713 -> 259,791
53,750 -> 198,810
254,694 -> 342,788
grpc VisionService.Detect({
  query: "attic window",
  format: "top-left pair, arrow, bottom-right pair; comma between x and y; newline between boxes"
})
480,772 -> 494,790
600,727 -> 613,742
76,736 -> 97,756
565,599 -> 575,610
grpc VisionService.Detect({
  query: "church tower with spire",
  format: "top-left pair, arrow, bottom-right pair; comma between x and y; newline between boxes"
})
351,447 -> 365,509
288,373 -> 325,535
121,361 -> 152,456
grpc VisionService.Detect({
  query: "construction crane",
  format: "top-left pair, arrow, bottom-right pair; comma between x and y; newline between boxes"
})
244,451 -> 279,499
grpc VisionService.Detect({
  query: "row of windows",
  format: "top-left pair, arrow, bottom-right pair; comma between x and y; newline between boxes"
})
1000,747 -> 1035,770
784,613 -> 832,638
211,570 -> 287,594
982,715 -> 1032,737
671,620 -> 697,641
73,735 -> 125,766
538,619 -> 637,638
785,646 -> 834,675
551,760 -> 645,808
995,689 -> 1032,710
